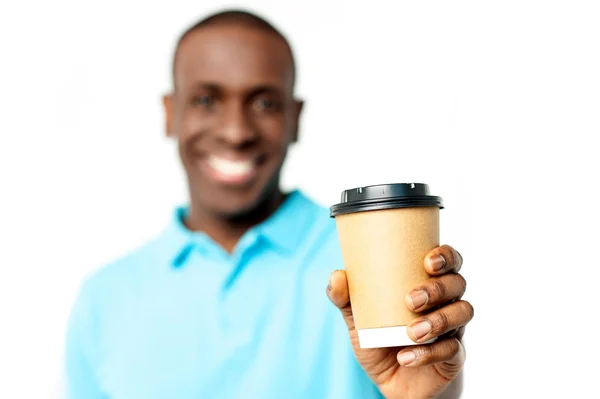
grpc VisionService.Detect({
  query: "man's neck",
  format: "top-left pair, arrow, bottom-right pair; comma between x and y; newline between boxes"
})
185,190 -> 286,253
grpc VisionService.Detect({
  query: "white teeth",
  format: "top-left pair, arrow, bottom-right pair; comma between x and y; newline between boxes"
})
207,156 -> 254,177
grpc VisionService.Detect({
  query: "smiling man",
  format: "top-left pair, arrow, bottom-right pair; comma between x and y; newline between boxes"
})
163,12 -> 301,252
65,10 -> 473,399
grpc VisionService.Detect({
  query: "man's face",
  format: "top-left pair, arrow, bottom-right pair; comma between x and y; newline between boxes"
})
164,24 -> 302,218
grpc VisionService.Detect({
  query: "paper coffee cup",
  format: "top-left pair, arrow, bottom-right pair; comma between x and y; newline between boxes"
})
330,183 -> 443,348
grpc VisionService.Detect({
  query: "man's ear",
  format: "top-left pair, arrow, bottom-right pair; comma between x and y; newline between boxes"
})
291,99 -> 304,143
162,93 -> 175,138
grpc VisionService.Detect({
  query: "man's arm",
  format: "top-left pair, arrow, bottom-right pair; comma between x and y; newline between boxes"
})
65,283 -> 104,399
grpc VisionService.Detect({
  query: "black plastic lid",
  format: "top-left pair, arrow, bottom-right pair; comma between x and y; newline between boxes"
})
330,183 -> 443,217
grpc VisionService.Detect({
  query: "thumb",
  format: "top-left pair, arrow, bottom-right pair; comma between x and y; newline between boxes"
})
326,270 -> 355,330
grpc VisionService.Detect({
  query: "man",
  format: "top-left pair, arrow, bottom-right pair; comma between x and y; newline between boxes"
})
66,10 -> 473,399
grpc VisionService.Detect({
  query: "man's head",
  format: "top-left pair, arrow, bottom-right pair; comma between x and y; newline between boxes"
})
163,10 -> 303,220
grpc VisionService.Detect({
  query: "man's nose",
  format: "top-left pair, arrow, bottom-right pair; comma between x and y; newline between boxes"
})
217,102 -> 258,147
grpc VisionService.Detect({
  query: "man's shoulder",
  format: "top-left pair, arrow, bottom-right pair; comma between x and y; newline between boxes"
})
296,190 -> 336,229
80,230 -> 173,296
294,191 -> 341,255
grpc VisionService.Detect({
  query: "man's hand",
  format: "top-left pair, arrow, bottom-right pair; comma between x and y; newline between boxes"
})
327,245 -> 473,399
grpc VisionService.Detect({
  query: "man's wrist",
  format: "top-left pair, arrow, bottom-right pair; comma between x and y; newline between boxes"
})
436,371 -> 463,399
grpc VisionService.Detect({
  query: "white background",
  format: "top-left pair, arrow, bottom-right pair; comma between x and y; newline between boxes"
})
1,1 -> 599,398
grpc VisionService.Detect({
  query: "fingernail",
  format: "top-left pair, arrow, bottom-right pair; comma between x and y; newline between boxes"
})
409,290 -> 428,311
429,255 -> 446,271
327,271 -> 337,292
397,351 -> 416,366
410,320 -> 432,340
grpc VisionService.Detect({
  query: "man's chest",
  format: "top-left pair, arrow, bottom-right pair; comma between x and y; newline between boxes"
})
93,260 -> 342,398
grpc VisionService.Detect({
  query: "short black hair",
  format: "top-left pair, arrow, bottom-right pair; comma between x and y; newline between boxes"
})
171,9 -> 296,89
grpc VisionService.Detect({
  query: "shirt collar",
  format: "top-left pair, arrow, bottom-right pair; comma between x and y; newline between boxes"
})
254,190 -> 315,254
165,190 -> 316,268
165,207 -> 213,268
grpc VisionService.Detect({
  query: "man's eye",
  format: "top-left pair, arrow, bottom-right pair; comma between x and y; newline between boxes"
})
192,95 -> 214,107
254,98 -> 280,112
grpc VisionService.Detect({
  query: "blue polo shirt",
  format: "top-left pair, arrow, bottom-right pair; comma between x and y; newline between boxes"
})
65,190 -> 383,399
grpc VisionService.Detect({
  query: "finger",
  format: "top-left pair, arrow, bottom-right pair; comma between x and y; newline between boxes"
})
447,326 -> 466,342
397,337 -> 466,377
405,273 -> 467,312
425,245 -> 463,276
407,300 -> 474,343
325,270 -> 354,325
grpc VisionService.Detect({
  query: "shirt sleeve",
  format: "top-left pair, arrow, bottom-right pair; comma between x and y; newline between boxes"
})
64,282 -> 104,399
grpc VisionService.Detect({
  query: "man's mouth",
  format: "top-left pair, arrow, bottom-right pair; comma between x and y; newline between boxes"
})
203,154 -> 261,185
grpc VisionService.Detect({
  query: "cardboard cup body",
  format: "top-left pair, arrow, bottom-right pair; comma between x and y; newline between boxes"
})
335,206 -> 439,348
